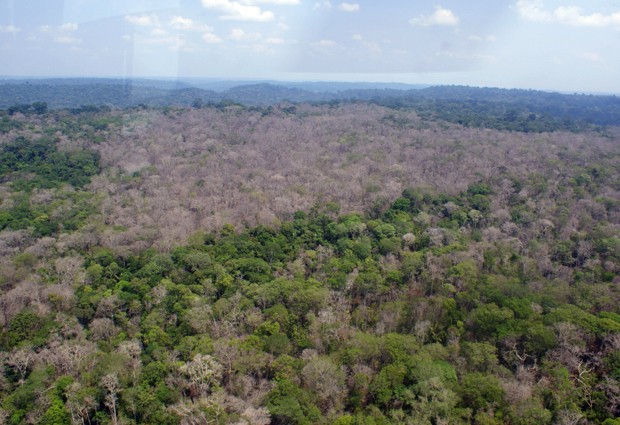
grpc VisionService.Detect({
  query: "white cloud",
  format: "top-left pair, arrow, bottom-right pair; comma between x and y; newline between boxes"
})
201,0 -> 275,22
362,41 -> 381,55
38,23 -> 81,44
53,35 -> 80,44
136,32 -> 187,50
126,19 -> 196,51
60,23 -> 78,32
241,0 -> 299,4
578,51 -> 603,62
516,1 -> 620,27
124,14 -> 160,27
230,28 -> 246,40
229,28 -> 262,42
169,16 -> 213,32
266,37 -> 285,44
202,32 -> 223,43
170,16 -> 194,29
312,39 -> 336,47
468,34 -> 496,42
248,44 -> 276,54
554,6 -> 620,27
410,6 -> 459,27
338,3 -> 359,12
351,34 -> 381,54
313,1 -> 332,11
41,23 -> 79,32
515,0 -> 550,22
0,25 -> 20,33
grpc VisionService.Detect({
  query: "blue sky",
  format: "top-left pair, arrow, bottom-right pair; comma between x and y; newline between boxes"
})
1,0 -> 619,92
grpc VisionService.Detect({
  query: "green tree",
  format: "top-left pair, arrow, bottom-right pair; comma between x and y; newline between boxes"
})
459,373 -> 504,415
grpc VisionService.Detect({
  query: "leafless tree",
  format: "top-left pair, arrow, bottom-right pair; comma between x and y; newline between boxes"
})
101,374 -> 120,425
180,354 -> 223,399
6,346 -> 35,384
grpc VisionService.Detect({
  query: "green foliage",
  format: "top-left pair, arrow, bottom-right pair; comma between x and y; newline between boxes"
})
264,332 -> 291,356
468,303 -> 515,341
544,304 -> 620,337
460,342 -> 498,372
3,311 -> 54,349
0,115 -> 23,133
2,367 -> 54,422
0,190 -> 96,236
507,398 -> 552,425
0,136 -> 100,189
372,86 -> 618,131
0,127 -> 618,425
333,414 -> 354,425
459,373 -> 505,414
40,398 -> 70,425
0,135 -> 99,236
267,379 -> 321,425
369,362 -> 408,407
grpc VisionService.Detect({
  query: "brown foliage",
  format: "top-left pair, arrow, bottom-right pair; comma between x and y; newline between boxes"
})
76,105 -> 620,249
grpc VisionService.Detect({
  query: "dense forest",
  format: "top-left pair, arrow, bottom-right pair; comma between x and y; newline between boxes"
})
1,79 -> 620,130
0,87 -> 619,425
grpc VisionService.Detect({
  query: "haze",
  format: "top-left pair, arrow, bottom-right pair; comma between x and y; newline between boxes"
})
1,0 -> 620,93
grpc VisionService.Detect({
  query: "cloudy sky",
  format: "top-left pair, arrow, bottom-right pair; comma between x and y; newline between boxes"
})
1,0 -> 619,92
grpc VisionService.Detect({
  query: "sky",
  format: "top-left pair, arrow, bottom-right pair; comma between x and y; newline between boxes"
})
1,0 -> 620,93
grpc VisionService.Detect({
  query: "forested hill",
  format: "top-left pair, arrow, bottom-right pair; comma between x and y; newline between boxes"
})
1,79 -> 620,131
377,86 -> 620,129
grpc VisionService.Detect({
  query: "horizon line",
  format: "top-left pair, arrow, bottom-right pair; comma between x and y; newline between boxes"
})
0,75 -> 618,96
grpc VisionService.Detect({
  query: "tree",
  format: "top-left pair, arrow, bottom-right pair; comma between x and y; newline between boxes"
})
180,354 -> 223,398
301,356 -> 345,412
468,303 -> 514,341
32,102 -> 48,114
66,383 -> 97,425
459,373 -> 505,415
267,379 -> 321,425
39,398 -> 70,425
101,374 -> 120,425
6,347 -> 35,384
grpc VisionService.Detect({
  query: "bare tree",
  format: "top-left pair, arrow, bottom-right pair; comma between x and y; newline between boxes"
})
66,382 -> 96,425
301,356 -> 346,412
101,374 -> 120,425
6,346 -> 35,384
179,354 -> 223,399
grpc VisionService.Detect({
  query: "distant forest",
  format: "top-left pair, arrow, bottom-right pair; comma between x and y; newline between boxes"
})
1,79 -> 620,132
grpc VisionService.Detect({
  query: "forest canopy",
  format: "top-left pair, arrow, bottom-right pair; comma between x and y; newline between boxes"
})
0,89 -> 619,425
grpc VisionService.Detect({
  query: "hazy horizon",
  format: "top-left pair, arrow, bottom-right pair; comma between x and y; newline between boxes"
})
1,75 -> 619,96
